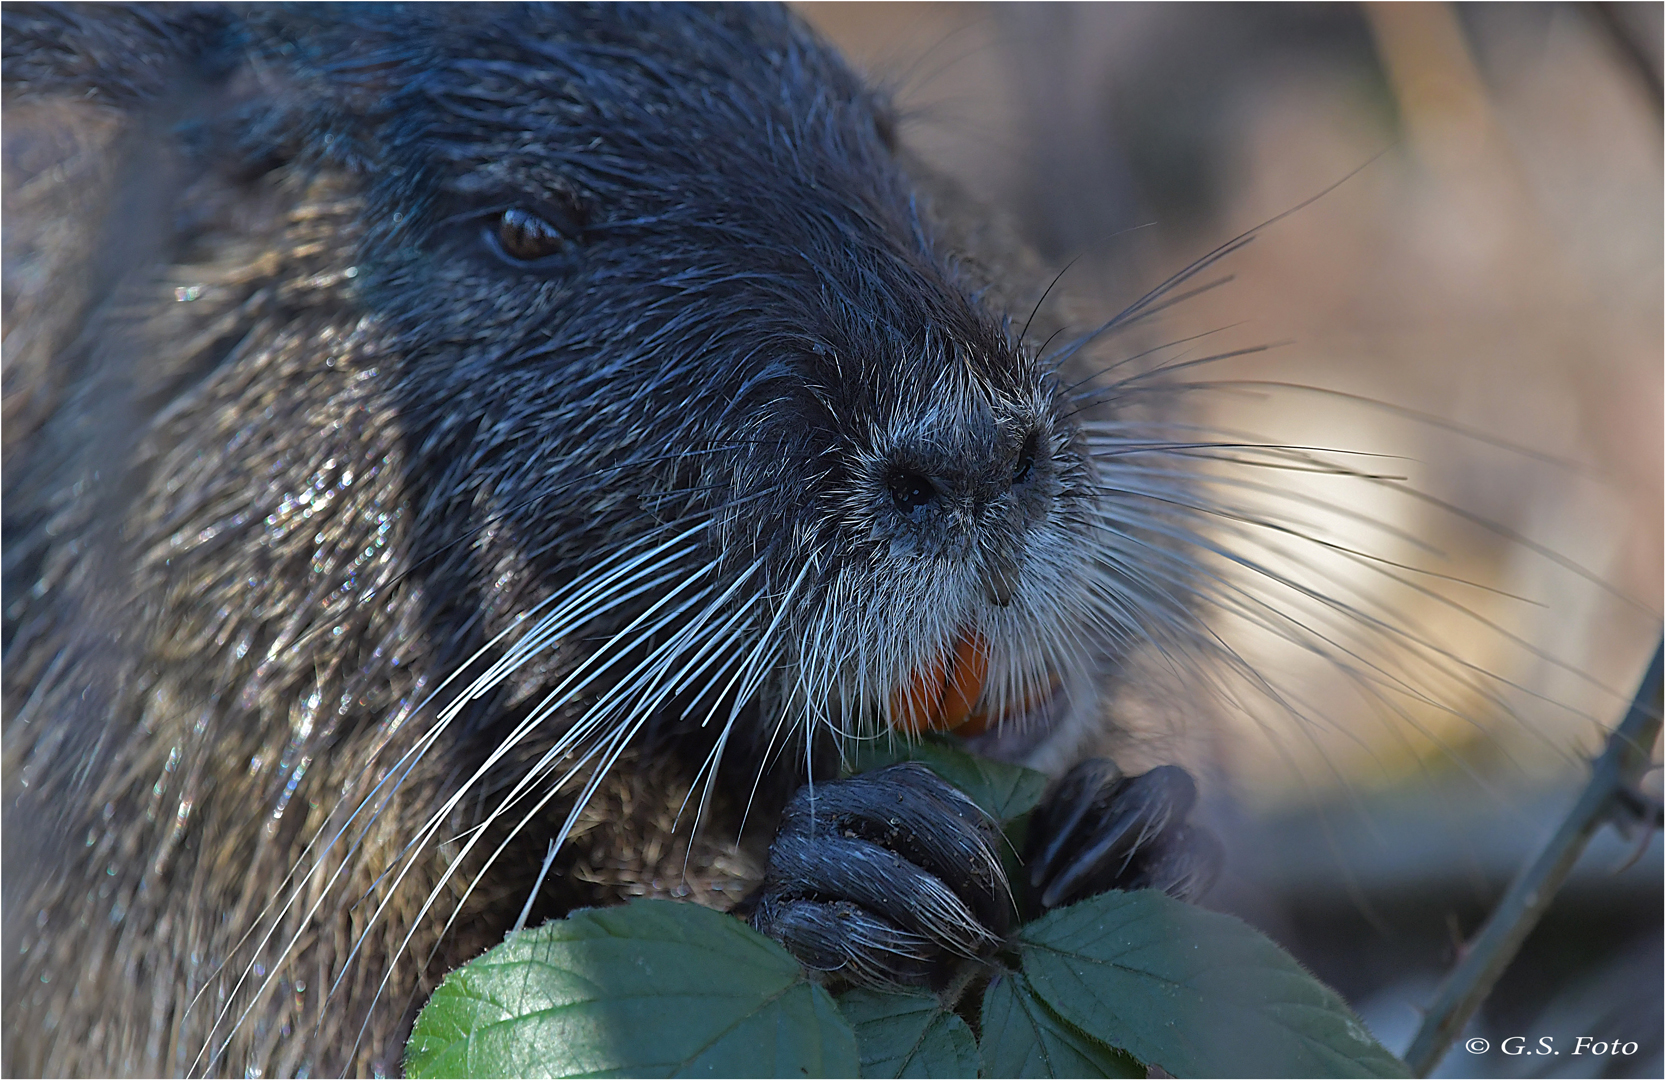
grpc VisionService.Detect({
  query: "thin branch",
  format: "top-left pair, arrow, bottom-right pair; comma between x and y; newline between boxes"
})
1404,636 -> 1664,1076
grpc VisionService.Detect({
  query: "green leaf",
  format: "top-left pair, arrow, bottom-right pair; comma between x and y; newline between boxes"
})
844,734 -> 1048,822
405,899 -> 858,1078
979,972 -> 1144,1078
837,987 -> 979,1078
1019,891 -> 1410,1079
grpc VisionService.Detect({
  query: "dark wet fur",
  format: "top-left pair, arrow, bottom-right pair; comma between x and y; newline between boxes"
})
1,4 -> 1089,1075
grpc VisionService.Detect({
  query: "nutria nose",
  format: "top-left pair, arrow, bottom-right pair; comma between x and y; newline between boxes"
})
884,427 -> 1041,515
882,431 -> 1038,608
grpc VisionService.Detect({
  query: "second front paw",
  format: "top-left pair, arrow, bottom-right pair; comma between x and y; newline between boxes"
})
1024,758 -> 1224,912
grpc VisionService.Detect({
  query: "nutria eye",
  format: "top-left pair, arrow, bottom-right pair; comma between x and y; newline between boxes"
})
1013,432 -> 1038,484
887,469 -> 936,514
491,208 -> 572,263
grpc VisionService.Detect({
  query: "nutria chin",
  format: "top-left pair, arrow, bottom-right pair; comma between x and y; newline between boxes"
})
2,4 -> 1228,1075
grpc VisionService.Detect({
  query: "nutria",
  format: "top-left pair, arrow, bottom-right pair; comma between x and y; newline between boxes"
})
3,4 -> 1230,1075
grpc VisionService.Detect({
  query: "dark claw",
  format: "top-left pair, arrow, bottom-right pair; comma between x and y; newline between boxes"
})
750,763 -> 1011,986
1025,757 -> 1126,889
1025,760 -> 1221,910
749,897 -> 938,984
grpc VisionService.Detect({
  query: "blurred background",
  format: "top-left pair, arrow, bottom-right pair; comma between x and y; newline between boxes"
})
796,3 -> 1661,1075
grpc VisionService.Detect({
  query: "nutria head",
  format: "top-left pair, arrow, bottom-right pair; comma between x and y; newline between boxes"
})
3,5 -> 1193,1073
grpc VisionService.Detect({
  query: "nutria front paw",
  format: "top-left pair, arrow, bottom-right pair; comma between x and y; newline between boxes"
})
748,763 -> 1011,986
1024,758 -> 1224,912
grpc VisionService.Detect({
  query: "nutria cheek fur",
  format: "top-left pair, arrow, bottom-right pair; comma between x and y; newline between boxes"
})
3,5 -> 1172,1075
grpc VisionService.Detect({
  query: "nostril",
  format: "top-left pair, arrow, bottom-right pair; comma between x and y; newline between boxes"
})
887,469 -> 936,515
